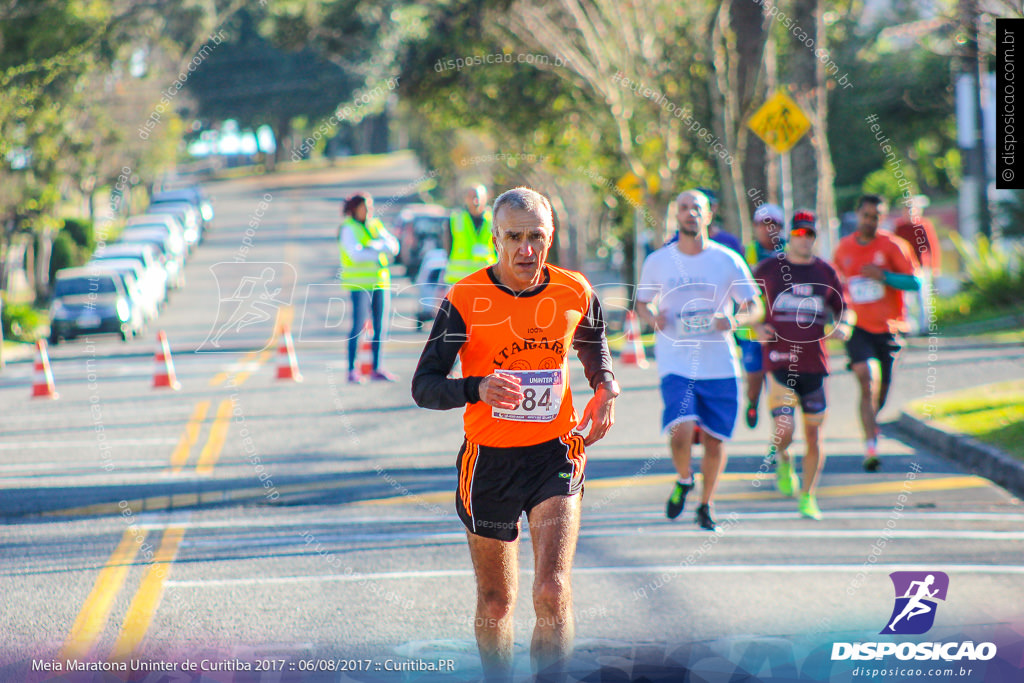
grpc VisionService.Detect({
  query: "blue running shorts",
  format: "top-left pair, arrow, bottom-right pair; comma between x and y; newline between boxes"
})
660,374 -> 741,441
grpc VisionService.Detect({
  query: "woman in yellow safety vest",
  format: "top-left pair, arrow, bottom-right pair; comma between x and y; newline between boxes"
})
339,193 -> 400,383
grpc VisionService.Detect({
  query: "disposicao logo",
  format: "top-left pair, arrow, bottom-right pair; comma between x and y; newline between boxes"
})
881,571 -> 949,635
831,571 -> 998,662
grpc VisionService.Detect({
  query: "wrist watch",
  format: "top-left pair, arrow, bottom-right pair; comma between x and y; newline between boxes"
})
598,379 -> 621,398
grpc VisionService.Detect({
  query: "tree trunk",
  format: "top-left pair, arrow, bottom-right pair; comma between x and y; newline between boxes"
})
789,0 -> 817,214
734,0 -> 769,225
710,0 -> 769,245
789,0 -> 837,251
273,116 -> 292,166
33,229 -> 53,304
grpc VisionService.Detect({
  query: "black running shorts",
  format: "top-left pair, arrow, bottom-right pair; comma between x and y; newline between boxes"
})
455,432 -> 586,542
846,326 -> 902,384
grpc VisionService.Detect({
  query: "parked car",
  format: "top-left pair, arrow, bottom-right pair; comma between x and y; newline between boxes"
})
152,186 -> 213,229
414,248 -> 449,330
120,228 -> 186,289
392,204 -> 449,278
143,202 -> 201,250
89,259 -> 158,323
49,268 -> 144,344
89,243 -> 168,306
126,214 -> 188,260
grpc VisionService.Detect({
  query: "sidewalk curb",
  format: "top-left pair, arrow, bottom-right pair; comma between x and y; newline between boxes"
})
896,410 -> 1024,501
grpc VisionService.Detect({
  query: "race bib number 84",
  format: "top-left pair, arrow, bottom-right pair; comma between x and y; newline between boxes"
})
492,369 -> 563,422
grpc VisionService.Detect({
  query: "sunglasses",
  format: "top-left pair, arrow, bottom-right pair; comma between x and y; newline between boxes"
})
790,227 -> 816,238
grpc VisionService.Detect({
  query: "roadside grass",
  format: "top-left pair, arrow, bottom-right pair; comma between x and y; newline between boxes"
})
909,380 -> 1024,463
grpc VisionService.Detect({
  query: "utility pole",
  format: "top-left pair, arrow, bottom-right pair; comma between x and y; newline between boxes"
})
961,0 -> 992,238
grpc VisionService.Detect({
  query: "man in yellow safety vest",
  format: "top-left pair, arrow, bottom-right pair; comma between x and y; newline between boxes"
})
444,185 -> 496,284
339,192 -> 400,383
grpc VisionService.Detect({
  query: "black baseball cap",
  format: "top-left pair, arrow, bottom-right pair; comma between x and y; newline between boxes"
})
790,210 -> 817,235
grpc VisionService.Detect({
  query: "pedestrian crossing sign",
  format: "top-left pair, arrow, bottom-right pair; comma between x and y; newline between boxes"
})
747,91 -> 811,154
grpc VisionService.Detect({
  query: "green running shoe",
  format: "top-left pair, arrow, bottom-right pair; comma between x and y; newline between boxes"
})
666,480 -> 693,519
775,457 -> 798,498
799,493 -> 822,520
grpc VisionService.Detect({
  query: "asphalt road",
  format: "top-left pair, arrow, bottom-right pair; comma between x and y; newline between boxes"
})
1,153 -> 1023,683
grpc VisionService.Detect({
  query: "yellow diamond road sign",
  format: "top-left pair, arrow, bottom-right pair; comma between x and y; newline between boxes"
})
747,91 -> 811,154
615,172 -> 660,206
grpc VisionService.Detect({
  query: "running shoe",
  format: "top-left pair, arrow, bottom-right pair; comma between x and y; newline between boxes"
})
745,403 -> 759,429
695,503 -> 718,531
798,493 -> 822,520
775,457 -> 798,497
369,369 -> 398,382
863,444 -> 881,472
347,370 -> 366,384
666,480 -> 693,520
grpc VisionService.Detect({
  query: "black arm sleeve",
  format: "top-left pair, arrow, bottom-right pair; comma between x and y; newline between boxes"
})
572,292 -> 616,390
411,298 -> 484,410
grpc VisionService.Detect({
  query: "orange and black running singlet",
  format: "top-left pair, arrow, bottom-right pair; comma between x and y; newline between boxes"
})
411,265 -> 614,448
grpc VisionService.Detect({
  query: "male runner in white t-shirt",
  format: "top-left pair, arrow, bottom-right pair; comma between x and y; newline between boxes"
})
637,189 -> 762,530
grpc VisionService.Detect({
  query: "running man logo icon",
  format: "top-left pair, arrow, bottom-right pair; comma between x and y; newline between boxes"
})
881,571 -> 949,635
199,262 -> 296,352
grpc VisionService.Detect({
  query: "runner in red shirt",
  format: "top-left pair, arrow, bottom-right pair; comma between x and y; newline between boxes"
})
891,198 -> 941,334
753,210 -> 852,519
832,195 -> 920,471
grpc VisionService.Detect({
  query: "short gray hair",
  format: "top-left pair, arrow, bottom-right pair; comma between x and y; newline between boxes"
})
492,187 -> 554,235
676,189 -> 710,213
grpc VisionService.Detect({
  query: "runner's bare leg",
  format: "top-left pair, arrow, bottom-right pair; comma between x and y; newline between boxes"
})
528,493 -> 581,678
669,421 -> 696,482
466,532 -> 519,682
772,411 -> 796,461
851,361 -> 877,441
802,419 -> 825,494
700,433 -> 727,505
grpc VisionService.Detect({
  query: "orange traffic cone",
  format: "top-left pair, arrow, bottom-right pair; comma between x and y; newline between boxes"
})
620,310 -> 649,368
153,330 -> 181,390
358,321 -> 374,377
276,325 -> 302,382
31,339 -> 59,399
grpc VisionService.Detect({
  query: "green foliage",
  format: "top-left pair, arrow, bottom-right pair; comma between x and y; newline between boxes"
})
996,190 -> 1024,238
49,230 -> 90,284
952,233 -> 1024,307
862,167 -> 917,208
1,300 -> 47,343
187,9 -> 355,143
826,6 -> 960,199
61,217 -> 95,252
938,234 -> 1024,325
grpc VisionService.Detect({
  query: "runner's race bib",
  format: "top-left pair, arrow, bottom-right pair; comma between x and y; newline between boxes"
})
492,369 -> 563,422
677,308 -> 716,337
849,276 -> 885,304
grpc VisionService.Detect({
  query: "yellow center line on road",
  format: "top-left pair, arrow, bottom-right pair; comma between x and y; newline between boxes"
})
109,527 -> 186,661
209,349 -> 259,388
169,401 -> 211,473
214,305 -> 291,388
194,399 -> 234,475
59,529 -> 145,661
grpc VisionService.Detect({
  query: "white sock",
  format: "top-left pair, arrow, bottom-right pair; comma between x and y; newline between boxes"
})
678,476 -> 694,486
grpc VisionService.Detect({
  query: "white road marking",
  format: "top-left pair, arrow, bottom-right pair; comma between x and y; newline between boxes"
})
164,563 -> 1024,589
137,510 -> 1024,530
0,438 -> 178,452
172,527 -> 1024,551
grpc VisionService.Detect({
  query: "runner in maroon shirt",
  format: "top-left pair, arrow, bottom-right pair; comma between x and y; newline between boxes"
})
752,210 -> 853,519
